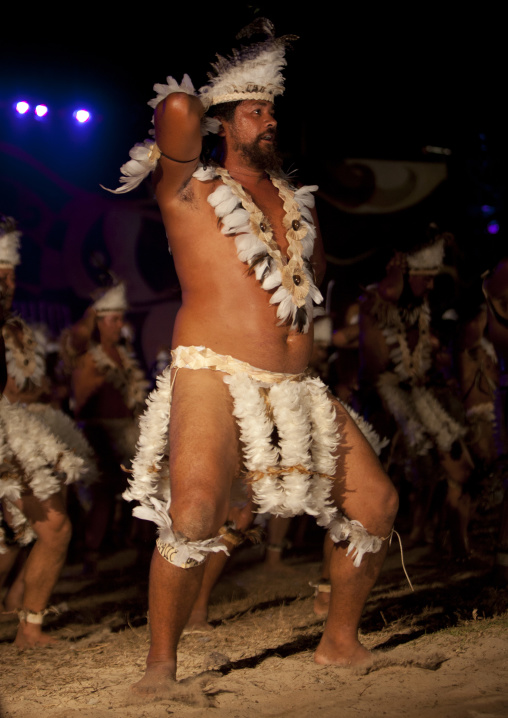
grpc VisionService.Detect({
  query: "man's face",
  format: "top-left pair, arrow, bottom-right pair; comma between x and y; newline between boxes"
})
408,274 -> 435,298
0,266 -> 15,313
97,312 -> 124,344
223,100 -> 281,171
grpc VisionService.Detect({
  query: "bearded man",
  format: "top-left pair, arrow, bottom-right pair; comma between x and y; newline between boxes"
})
107,20 -> 398,695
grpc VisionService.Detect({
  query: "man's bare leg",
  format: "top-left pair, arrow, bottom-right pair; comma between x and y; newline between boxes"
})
3,556 -> 26,613
313,532 -> 334,618
315,403 -> 398,666
14,490 -> 72,648
132,368 -> 240,693
264,516 -> 292,568
184,551 -> 229,632
0,544 -> 21,619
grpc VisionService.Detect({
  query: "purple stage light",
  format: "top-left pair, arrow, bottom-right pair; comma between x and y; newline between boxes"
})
35,104 -> 49,117
487,220 -> 500,235
15,101 -> 30,114
73,109 -> 91,123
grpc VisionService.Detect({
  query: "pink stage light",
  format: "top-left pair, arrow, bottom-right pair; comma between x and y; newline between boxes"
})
35,104 -> 49,117
73,109 -> 91,123
15,101 -> 30,114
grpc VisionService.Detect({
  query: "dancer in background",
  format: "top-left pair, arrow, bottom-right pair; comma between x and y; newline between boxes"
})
0,216 -> 85,647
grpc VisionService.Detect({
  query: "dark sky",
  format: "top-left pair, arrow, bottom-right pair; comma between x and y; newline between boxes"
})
1,3 -> 504,284
2,4 -> 503,164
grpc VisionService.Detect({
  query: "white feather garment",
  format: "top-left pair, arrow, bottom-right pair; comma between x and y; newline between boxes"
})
199,39 -> 287,110
0,229 -> 21,266
3,319 -> 46,392
89,344 -> 149,412
378,374 -> 465,454
339,401 -> 389,458
148,73 -> 197,109
0,500 -> 36,553
203,168 -> 322,332
133,497 -> 227,565
103,74 -> 216,195
224,373 -> 283,514
0,398 -> 85,503
123,366 -> 173,505
25,404 -> 99,485
123,351 -> 385,566
305,379 -> 340,527
268,381 -> 314,516
328,517 -> 384,568
407,238 -> 445,273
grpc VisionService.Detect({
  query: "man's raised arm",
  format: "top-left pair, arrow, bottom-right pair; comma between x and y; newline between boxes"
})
153,93 -> 205,198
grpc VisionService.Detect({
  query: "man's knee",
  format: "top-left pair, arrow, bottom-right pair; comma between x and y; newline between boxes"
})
35,512 -> 72,550
170,489 -> 228,541
382,480 -> 399,524
358,473 -> 399,530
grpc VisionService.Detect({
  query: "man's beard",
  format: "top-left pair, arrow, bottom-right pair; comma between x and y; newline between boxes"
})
233,133 -> 282,172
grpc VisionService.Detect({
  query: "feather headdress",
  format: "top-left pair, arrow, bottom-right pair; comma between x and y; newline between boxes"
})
93,282 -> 128,315
0,217 -> 21,267
199,18 -> 295,110
406,238 -> 445,275
102,20 -> 293,194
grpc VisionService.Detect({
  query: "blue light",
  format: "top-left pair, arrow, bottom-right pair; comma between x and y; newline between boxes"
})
487,220 -> 500,235
35,104 -> 49,118
73,109 -> 91,124
481,205 -> 495,217
15,101 -> 30,114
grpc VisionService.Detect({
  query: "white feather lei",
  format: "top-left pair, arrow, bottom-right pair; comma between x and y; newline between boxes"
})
200,166 -> 323,333
2,319 -> 46,392
376,298 -> 465,454
89,344 -> 149,413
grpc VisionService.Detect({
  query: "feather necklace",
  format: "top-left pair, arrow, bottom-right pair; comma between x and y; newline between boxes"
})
381,301 -> 432,382
89,344 -> 148,412
198,165 -> 323,333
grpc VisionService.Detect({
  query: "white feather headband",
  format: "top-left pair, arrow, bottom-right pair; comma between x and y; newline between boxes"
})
199,18 -> 293,110
0,218 -> 21,267
93,283 -> 128,315
406,238 -> 445,275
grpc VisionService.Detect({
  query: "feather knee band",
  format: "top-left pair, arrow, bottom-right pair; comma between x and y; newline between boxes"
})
327,514 -> 386,568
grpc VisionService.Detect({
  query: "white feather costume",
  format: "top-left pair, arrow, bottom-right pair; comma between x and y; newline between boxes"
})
369,293 -> 466,456
123,346 -> 386,569
0,397 -> 86,553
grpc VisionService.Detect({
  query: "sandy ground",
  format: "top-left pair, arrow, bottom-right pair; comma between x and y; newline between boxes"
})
1,524 -> 508,718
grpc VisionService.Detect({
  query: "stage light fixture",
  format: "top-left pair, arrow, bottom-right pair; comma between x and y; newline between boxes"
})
15,101 -> 30,114
487,220 -> 500,235
73,109 -> 91,123
35,104 -> 49,118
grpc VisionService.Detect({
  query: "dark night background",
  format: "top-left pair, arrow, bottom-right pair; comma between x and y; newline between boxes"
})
0,3 -> 505,363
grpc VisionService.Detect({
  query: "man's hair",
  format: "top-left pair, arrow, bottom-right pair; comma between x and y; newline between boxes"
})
201,101 -> 242,167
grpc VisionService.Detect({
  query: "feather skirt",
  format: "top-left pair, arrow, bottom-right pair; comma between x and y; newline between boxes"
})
123,346 -> 385,567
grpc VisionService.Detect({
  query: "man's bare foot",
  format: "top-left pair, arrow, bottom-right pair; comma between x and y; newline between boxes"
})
130,664 -> 213,706
314,633 -> 374,668
14,623 -> 59,648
